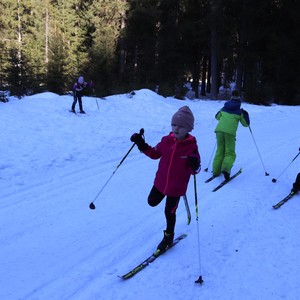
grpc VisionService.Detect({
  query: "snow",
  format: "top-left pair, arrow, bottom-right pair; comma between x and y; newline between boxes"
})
0,89 -> 299,300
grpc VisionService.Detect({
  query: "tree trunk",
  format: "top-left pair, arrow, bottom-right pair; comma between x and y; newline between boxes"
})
45,7 -> 49,65
236,0 -> 248,93
118,16 -> 126,82
210,0 -> 220,99
200,56 -> 207,96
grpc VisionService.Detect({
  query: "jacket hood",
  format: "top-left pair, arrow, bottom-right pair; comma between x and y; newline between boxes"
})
222,98 -> 241,115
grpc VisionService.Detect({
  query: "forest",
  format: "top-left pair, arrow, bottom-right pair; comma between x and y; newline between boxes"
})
0,0 -> 299,105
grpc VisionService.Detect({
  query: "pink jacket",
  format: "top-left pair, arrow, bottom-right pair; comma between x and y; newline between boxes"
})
143,132 -> 201,197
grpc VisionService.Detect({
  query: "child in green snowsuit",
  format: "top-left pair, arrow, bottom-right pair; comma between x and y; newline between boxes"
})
212,91 -> 250,180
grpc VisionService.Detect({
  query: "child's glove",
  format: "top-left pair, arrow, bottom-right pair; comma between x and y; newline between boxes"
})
187,155 -> 200,171
241,108 -> 249,116
241,109 -> 250,125
130,133 -> 148,151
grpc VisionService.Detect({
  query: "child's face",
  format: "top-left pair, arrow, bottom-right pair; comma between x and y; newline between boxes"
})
171,123 -> 189,140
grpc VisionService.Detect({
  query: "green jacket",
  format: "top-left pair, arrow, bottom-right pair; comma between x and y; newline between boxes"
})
215,98 -> 250,137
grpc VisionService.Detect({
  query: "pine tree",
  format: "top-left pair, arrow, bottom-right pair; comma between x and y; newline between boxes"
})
88,0 -> 128,95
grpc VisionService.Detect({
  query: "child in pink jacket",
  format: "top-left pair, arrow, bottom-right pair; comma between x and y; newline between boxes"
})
131,106 -> 201,252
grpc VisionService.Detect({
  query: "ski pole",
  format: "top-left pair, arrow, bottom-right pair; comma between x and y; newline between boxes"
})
193,174 -> 204,285
93,88 -> 100,110
249,126 -> 269,176
89,128 -> 144,210
272,147 -> 300,183
204,142 -> 216,172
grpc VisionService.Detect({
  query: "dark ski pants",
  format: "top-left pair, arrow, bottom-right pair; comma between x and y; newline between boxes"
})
148,186 -> 180,234
72,93 -> 83,112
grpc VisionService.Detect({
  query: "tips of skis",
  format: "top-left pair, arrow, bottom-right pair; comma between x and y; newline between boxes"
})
119,234 -> 187,280
212,168 -> 242,192
272,191 -> 297,209
182,195 -> 191,225
205,174 -> 217,183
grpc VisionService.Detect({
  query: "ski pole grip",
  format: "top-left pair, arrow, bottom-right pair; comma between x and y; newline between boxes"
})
139,128 -> 144,135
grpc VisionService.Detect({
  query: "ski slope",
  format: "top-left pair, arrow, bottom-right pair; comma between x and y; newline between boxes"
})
0,89 -> 299,300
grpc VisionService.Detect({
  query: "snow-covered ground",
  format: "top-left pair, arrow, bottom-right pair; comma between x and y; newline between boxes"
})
0,89 -> 299,300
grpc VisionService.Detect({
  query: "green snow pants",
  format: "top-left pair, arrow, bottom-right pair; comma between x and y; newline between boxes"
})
212,132 -> 236,176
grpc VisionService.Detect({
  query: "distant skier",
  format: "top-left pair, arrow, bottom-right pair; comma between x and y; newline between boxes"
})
292,172 -> 300,193
212,90 -> 250,180
130,106 -> 201,252
71,76 -> 93,114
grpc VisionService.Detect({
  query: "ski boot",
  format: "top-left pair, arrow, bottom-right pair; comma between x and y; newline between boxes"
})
222,171 -> 230,181
291,188 -> 299,194
157,230 -> 174,253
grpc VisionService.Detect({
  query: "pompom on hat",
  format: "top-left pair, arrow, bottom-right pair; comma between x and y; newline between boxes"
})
171,106 -> 195,132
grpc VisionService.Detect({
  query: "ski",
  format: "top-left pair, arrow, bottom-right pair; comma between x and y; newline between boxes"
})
69,110 -> 88,116
212,168 -> 242,192
272,191 -> 297,209
205,175 -> 217,183
120,234 -> 187,280
182,195 -> 191,225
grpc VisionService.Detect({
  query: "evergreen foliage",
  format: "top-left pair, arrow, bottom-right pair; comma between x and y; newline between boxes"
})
0,0 -> 299,104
